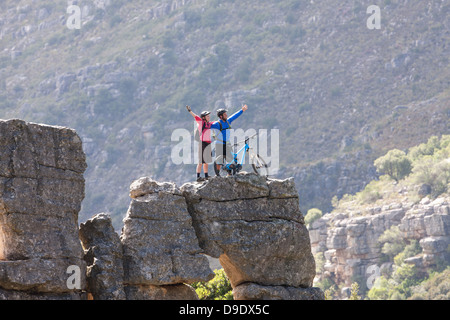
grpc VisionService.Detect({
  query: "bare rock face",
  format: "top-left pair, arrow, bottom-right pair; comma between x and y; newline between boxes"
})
310,196 -> 450,294
181,174 -> 319,299
233,282 -> 325,300
121,177 -> 214,299
0,119 -> 87,299
0,119 -> 321,300
79,213 -> 126,300
109,174 -> 321,300
124,284 -> 198,300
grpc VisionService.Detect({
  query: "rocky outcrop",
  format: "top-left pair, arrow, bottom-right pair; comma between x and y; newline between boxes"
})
0,119 -> 322,300
79,174 -> 323,300
79,213 -> 126,300
0,119 -> 87,299
181,175 -> 319,299
309,196 -> 450,296
233,283 -> 325,300
400,197 -> 450,267
120,177 -> 213,299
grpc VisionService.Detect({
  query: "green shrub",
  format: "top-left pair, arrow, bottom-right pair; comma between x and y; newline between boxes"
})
378,226 -> 405,259
349,282 -> 361,300
367,264 -> 425,300
413,136 -> 450,197
317,277 -> 336,294
314,252 -> 325,273
304,208 -> 322,225
356,179 -> 383,204
374,149 -> 412,181
412,156 -> 450,197
410,267 -> 450,300
191,269 -> 233,300
393,240 -> 422,266
367,276 -> 391,300
408,136 -> 440,161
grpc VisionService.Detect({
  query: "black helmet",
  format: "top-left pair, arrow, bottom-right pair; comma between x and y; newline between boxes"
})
200,111 -> 210,117
217,108 -> 227,117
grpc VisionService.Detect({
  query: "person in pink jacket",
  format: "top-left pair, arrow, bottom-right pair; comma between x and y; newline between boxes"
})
186,105 -> 213,181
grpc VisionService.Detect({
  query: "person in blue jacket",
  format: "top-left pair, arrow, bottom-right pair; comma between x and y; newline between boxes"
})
211,104 -> 248,167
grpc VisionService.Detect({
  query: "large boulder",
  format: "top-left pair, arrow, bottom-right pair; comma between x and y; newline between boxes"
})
79,213 -> 126,300
181,174 -> 317,289
0,119 -> 87,299
121,177 -> 214,291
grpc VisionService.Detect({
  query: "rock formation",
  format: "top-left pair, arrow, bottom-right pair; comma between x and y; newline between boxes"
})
0,119 -> 322,300
79,213 -> 126,300
98,174 -> 323,300
0,119 -> 87,299
309,196 -> 450,297
120,177 -> 213,299
180,174 -> 320,299
81,174 -> 324,300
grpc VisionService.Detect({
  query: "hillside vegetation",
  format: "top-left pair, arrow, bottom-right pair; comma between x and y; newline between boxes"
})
309,135 -> 450,300
0,0 -> 448,227
333,135 -> 450,213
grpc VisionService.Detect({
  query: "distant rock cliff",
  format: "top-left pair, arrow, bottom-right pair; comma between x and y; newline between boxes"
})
309,196 -> 450,298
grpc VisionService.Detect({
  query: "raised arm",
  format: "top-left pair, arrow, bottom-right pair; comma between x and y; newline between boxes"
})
228,105 -> 248,123
186,105 -> 198,119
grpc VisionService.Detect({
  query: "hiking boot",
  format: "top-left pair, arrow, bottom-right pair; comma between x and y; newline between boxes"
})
196,177 -> 205,182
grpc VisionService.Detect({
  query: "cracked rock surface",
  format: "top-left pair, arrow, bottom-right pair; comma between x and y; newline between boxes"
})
181,174 -> 316,290
0,120 -> 321,300
116,174 -> 322,299
0,119 -> 86,299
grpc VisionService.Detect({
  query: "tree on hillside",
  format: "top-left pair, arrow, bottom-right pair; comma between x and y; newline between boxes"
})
374,149 -> 412,182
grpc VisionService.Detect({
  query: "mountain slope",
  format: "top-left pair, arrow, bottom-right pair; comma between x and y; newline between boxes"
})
0,0 -> 449,228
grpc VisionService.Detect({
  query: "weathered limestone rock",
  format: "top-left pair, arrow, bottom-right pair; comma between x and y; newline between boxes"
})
79,213 -> 126,300
121,177 -> 213,299
233,282 -> 325,300
310,196 -> 450,292
0,120 -> 321,300
0,288 -> 86,300
0,119 -> 87,299
124,284 -> 198,300
181,174 -> 317,291
106,174 -> 321,300
0,257 -> 86,293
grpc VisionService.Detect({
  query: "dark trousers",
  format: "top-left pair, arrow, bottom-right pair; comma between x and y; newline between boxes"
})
198,141 -> 212,164
215,143 -> 233,162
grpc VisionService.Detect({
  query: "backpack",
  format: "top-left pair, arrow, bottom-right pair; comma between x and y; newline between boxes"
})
213,120 -> 231,143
